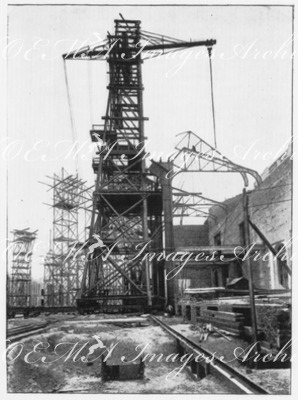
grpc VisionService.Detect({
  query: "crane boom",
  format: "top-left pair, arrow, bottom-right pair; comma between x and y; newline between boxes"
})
63,37 -> 216,60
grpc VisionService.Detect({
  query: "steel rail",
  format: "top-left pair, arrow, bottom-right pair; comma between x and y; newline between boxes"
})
7,324 -> 51,343
150,315 -> 269,394
7,322 -> 49,337
7,315 -> 78,342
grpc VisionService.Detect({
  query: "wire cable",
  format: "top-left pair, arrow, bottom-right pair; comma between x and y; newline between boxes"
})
63,59 -> 79,173
207,47 -> 217,149
87,62 -> 94,125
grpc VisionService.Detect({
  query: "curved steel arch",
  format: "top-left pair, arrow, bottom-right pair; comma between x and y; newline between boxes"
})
169,131 -> 262,187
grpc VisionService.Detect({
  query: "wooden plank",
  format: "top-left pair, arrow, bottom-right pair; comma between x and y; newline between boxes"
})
200,315 -> 244,328
201,309 -> 244,321
197,317 -> 243,333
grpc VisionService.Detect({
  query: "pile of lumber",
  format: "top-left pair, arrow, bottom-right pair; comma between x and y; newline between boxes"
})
197,309 -> 244,335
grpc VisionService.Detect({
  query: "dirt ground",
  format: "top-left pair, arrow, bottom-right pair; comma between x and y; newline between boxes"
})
7,314 -> 230,394
7,313 -> 290,394
164,316 -> 291,395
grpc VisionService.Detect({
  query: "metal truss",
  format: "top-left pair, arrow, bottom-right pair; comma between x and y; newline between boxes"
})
42,168 -> 93,306
63,18 -> 216,61
172,187 -> 228,223
75,18 -> 164,309
9,229 -> 38,307
169,131 -> 262,186
63,15 -> 217,311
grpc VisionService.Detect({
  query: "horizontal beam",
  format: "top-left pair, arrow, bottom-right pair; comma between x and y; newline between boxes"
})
63,39 -> 216,60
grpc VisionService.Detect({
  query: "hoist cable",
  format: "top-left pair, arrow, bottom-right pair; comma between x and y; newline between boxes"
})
87,62 -> 94,125
63,59 -> 79,173
208,47 -> 217,149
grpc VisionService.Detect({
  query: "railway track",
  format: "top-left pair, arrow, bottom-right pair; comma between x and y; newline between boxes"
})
7,313 -> 284,393
7,322 -> 50,342
150,315 -> 269,394
7,315 -> 77,342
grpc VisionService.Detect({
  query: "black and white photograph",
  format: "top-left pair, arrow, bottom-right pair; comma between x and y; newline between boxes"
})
1,0 -> 295,396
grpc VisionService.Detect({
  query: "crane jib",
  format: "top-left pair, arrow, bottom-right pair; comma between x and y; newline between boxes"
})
63,39 -> 217,60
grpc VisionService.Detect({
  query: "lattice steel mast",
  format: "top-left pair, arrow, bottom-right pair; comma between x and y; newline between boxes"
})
63,16 -> 216,313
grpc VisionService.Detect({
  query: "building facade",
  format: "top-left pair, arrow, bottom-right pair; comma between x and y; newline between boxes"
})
208,148 -> 292,290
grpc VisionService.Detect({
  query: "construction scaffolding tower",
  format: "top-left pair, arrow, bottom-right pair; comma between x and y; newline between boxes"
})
43,168 -> 93,306
63,16 -> 216,313
79,18 -> 164,312
9,229 -> 38,307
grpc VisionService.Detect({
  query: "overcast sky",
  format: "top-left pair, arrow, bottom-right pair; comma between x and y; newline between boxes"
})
6,4 -> 293,280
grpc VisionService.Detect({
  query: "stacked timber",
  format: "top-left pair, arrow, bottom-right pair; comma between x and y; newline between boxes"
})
197,309 -> 244,335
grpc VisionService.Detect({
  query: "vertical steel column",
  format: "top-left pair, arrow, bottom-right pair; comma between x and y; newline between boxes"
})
242,188 -> 259,363
150,161 -> 175,305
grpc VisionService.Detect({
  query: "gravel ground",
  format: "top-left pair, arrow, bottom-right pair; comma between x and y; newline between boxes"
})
7,314 -> 230,394
166,317 -> 291,395
7,313 -> 290,394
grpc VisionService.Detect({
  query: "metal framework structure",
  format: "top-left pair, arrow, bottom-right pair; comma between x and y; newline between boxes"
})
165,131 -> 262,235
9,229 -> 38,307
63,16 -> 217,313
169,131 -> 262,186
172,187 -> 228,222
43,168 -> 93,306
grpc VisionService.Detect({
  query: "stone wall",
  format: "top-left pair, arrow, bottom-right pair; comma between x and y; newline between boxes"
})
173,224 -> 209,247
170,224 -> 211,300
207,153 -> 292,289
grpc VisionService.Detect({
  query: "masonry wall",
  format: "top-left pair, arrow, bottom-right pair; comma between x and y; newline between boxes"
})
171,224 -> 210,302
173,224 -> 209,247
177,264 -> 212,288
207,154 -> 292,289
